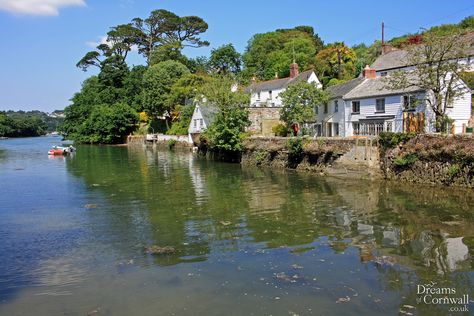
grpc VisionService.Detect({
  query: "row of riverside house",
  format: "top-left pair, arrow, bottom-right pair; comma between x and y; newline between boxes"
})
244,36 -> 473,138
188,34 -> 473,141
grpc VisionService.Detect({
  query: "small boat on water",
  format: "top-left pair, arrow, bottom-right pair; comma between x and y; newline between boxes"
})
48,145 -> 76,155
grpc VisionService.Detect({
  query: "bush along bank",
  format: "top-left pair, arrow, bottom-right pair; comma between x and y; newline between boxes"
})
379,133 -> 474,188
242,137 -> 357,172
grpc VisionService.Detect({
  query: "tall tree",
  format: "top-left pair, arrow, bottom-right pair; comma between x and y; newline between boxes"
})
384,31 -> 471,132
132,9 -> 209,64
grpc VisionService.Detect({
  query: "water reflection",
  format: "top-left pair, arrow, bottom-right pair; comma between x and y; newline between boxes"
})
0,139 -> 473,315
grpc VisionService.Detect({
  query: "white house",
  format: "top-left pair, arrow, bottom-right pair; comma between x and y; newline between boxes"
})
188,103 -> 218,144
315,43 -> 473,137
246,62 -> 322,107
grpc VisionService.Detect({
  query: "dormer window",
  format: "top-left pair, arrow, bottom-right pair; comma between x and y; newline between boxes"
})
257,92 -> 261,100
268,90 -> 273,100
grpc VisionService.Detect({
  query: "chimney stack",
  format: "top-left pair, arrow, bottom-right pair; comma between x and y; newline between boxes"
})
275,72 -> 279,79
362,65 -> 376,79
290,62 -> 299,79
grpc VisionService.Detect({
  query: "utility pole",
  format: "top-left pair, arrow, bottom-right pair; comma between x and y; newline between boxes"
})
381,21 -> 385,54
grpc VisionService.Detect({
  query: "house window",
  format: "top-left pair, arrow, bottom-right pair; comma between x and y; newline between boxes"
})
334,100 -> 338,113
380,71 -> 388,77
334,123 -> 339,136
324,103 -> 328,114
268,90 -> 273,100
403,95 -> 417,111
193,119 -> 197,128
376,98 -> 385,113
200,119 -> 203,127
315,106 -> 319,114
352,101 -> 360,114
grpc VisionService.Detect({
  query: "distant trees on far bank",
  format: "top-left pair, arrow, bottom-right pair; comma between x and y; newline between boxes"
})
0,110 -> 62,137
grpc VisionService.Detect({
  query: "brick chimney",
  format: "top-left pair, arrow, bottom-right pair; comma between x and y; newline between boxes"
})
362,65 -> 376,79
290,62 -> 299,78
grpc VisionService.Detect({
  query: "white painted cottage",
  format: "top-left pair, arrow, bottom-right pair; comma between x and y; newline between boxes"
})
315,42 -> 473,137
246,63 -> 322,107
188,103 -> 218,144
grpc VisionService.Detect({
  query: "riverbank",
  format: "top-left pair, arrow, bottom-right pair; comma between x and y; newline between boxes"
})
241,134 -> 474,187
129,133 -> 474,187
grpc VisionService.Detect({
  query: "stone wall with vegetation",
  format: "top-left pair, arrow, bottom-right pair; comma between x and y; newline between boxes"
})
242,137 -> 357,171
379,133 -> 474,188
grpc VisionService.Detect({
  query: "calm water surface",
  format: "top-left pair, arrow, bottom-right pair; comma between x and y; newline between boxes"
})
0,137 -> 473,316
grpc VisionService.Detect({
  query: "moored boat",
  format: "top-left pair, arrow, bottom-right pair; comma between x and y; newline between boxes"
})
48,145 -> 76,155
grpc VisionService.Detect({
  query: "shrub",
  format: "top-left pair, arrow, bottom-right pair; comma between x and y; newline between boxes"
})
394,153 -> 419,167
272,123 -> 290,137
287,137 -> 304,158
378,132 -> 417,149
254,149 -> 267,165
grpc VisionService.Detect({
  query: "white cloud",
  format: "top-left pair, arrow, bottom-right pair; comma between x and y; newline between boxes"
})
0,0 -> 85,16
85,35 -> 108,48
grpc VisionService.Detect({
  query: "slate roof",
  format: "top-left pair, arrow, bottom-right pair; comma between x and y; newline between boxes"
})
326,77 -> 365,99
370,50 -> 409,71
245,70 -> 317,93
198,103 -> 219,126
344,76 -> 423,100
371,32 -> 474,71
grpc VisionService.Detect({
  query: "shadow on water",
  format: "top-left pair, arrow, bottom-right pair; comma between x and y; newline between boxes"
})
1,139 -> 473,315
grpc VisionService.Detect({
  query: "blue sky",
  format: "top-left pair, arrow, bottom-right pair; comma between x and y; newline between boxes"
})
0,0 -> 473,112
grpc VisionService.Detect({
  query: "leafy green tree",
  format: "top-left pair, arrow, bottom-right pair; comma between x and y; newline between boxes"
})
279,81 -> 329,127
242,27 -> 323,80
123,65 -> 147,111
0,112 -> 12,136
201,75 -> 250,152
187,56 -> 210,74
149,43 -> 189,66
77,103 -> 138,144
142,60 -> 190,123
76,24 -> 138,71
352,42 -> 381,77
209,44 -> 241,74
315,42 -> 356,84
60,76 -> 102,138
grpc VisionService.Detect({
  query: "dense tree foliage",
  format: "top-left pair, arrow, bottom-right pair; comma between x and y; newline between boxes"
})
242,26 -> 323,80
0,111 -> 49,137
209,44 -> 241,74
201,75 -> 250,152
315,42 -> 357,86
279,81 -> 329,127
142,60 -> 190,122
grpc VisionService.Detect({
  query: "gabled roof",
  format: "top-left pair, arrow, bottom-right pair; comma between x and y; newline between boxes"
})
245,69 -> 317,93
197,103 -> 218,126
326,77 -> 365,99
344,76 -> 423,100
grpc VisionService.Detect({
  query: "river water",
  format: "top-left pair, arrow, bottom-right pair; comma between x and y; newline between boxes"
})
0,136 -> 473,316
